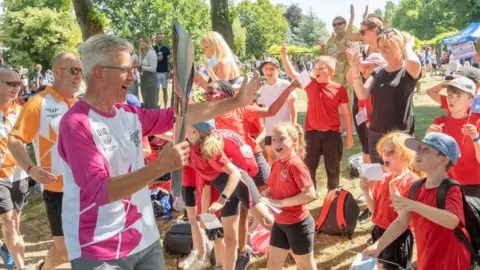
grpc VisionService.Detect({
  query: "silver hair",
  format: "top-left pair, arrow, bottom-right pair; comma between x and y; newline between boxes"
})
81,34 -> 133,83
0,67 -> 18,81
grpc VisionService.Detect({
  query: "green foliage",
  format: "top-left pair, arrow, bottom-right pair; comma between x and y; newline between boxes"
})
94,0 -> 211,62
232,18 -> 247,59
391,0 -> 479,40
283,3 -> 304,29
268,44 -> 319,56
420,31 -> 459,45
3,0 -> 67,12
236,0 -> 289,60
293,8 -> 328,47
0,6 -> 82,69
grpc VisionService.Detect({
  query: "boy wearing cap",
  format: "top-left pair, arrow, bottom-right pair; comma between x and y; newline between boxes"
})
425,77 -> 480,196
257,58 -> 297,165
280,44 -> 354,191
364,132 -> 471,269
426,66 -> 480,114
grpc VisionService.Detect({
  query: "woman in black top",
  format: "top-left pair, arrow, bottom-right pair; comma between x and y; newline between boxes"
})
349,28 -> 422,163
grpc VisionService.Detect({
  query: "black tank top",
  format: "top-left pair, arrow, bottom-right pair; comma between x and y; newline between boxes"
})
369,66 -> 419,135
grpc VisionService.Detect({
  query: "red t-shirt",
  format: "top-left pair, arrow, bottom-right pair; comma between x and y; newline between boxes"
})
214,105 -> 261,154
182,165 -> 197,187
371,171 -> 419,229
357,95 -> 372,124
244,118 -> 264,154
268,155 -> 313,224
196,178 -> 220,216
433,115 -> 480,185
187,129 -> 258,181
304,80 -> 349,132
412,184 -> 470,269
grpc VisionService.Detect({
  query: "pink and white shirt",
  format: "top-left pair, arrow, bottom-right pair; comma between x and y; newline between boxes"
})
58,99 -> 174,261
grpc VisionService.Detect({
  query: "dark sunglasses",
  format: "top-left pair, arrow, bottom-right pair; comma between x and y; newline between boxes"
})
360,28 -> 376,36
1,81 -> 22,88
57,67 -> 83,76
332,22 -> 345,27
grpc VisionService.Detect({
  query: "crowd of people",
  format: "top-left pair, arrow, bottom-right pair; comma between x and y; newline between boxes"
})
0,6 -> 479,270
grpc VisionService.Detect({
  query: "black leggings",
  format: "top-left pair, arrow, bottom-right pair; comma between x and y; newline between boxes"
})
210,171 -> 261,217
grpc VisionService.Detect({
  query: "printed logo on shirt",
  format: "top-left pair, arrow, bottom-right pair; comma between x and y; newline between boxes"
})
45,108 -> 59,113
129,129 -> 140,147
103,138 -> 112,145
280,170 -> 288,181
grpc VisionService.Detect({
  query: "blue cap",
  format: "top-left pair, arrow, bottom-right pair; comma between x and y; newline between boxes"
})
405,132 -> 461,165
126,93 -> 141,107
193,120 -> 215,134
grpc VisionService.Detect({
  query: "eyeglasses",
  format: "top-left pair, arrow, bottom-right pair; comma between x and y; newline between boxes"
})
1,81 -> 22,88
360,27 -> 376,36
56,67 -> 83,76
101,66 -> 135,75
332,22 -> 345,27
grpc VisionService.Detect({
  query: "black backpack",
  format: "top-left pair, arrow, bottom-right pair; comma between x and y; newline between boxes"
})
410,178 -> 480,267
315,188 -> 360,239
163,222 -> 193,255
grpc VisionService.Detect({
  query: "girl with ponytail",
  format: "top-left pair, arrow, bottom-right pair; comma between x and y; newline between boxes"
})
262,122 -> 317,270
185,120 -> 274,270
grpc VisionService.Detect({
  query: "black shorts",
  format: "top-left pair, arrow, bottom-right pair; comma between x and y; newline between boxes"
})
210,171 -> 261,217
252,153 -> 270,187
0,178 -> 29,214
368,129 -> 385,164
182,186 -> 196,207
269,216 -> 315,255
264,136 -> 272,146
352,96 -> 369,155
371,225 -> 413,270
43,190 -> 64,237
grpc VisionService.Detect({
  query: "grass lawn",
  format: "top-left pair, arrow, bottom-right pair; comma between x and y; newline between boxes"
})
3,76 -> 447,270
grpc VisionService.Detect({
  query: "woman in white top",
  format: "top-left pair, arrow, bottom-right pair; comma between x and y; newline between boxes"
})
139,36 -> 158,109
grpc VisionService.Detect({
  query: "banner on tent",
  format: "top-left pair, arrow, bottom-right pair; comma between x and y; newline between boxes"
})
451,41 -> 476,60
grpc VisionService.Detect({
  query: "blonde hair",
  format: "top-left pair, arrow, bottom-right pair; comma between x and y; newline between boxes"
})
200,131 -> 224,160
376,131 -> 425,178
315,56 -> 337,71
35,64 -> 42,71
201,31 -> 240,77
377,28 -> 407,52
273,122 -> 306,160
139,35 -> 153,57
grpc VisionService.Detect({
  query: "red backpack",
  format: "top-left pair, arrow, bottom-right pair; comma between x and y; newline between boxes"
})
315,188 -> 360,239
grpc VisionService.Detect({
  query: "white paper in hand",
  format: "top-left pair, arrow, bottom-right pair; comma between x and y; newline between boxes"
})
198,213 -> 223,230
286,29 -> 292,44
260,198 -> 282,214
349,253 -> 377,270
296,70 -> 312,89
361,163 -> 384,181
355,108 -> 368,126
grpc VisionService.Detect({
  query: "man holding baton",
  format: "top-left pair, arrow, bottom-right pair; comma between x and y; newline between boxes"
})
57,34 -> 262,269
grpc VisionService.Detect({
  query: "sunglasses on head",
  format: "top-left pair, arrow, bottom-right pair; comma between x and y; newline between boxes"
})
332,22 -> 345,27
1,81 -> 22,88
379,28 -> 400,37
56,67 -> 83,76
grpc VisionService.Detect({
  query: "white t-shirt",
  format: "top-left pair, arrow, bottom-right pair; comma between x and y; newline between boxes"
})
257,79 -> 296,136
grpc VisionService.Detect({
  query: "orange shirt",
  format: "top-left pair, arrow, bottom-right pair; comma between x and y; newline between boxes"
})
371,171 -> 419,229
304,80 -> 349,132
0,101 -> 27,182
10,86 -> 77,192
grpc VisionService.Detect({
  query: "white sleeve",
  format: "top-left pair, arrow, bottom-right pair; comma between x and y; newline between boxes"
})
141,50 -> 158,73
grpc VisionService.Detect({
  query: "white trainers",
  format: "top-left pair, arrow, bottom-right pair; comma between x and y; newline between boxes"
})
190,257 -> 212,270
178,250 -> 198,269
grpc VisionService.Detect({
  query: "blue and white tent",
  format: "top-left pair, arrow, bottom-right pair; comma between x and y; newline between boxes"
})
442,22 -> 480,45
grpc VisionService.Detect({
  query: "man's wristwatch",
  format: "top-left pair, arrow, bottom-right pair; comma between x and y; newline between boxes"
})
473,136 -> 480,143
220,193 -> 230,202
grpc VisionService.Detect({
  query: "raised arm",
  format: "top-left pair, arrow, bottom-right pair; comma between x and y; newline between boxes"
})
256,81 -> 299,118
404,38 -> 422,79
280,44 -> 299,81
426,81 -> 445,104
347,5 -> 364,42
349,51 -> 375,99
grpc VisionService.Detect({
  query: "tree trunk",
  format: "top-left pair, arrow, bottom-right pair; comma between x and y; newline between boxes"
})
209,0 -> 235,50
72,0 -> 104,41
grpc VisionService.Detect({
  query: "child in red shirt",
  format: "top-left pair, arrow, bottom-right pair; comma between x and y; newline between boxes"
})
185,119 -> 274,270
262,123 -> 316,270
280,44 -> 354,191
425,77 -> 480,196
364,132 -> 471,269
360,132 -> 420,269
